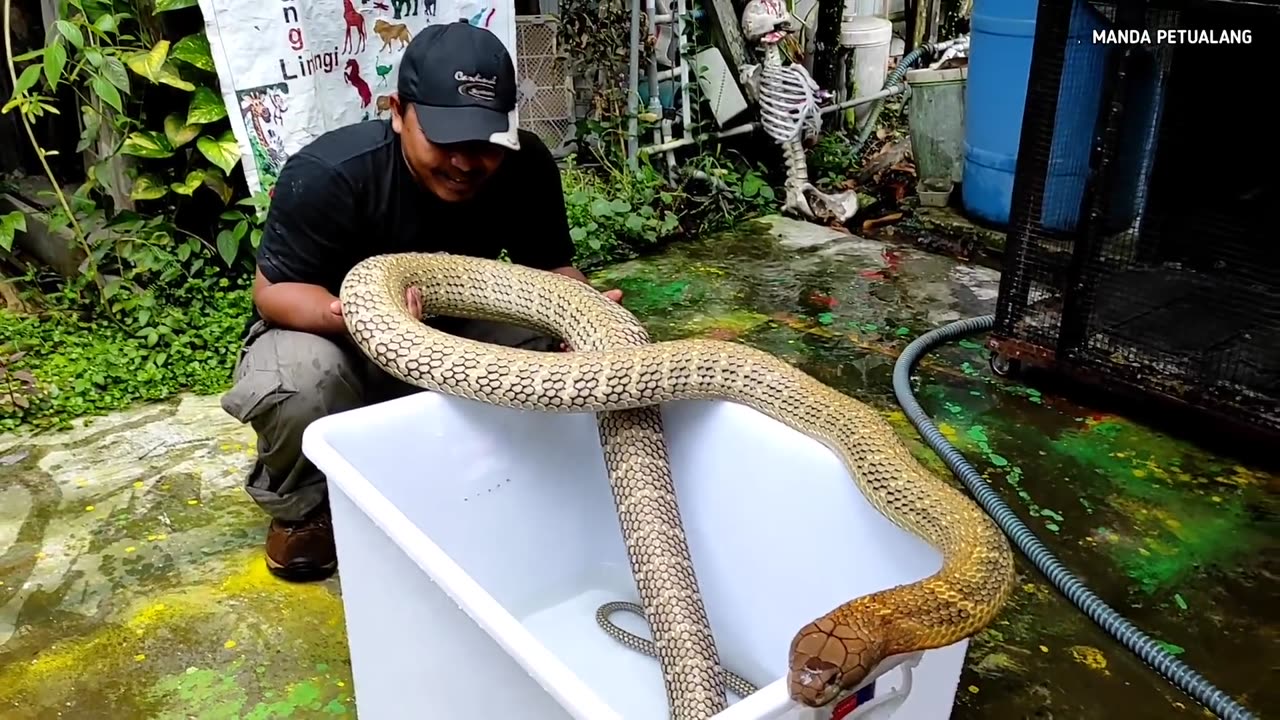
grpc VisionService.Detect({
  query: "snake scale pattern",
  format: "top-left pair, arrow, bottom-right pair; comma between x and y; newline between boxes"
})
339,253 -> 1017,718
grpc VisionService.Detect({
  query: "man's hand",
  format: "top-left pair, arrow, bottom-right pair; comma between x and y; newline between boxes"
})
559,287 -> 625,351
406,286 -> 423,318
550,266 -> 623,305
329,287 -> 422,322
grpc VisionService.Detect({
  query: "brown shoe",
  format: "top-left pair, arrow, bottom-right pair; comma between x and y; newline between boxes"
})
265,508 -> 337,582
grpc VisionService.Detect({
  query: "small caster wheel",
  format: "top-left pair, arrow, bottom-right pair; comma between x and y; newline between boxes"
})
990,353 -> 1020,378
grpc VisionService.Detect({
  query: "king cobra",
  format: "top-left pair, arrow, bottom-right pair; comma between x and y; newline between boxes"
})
339,252 -> 1017,718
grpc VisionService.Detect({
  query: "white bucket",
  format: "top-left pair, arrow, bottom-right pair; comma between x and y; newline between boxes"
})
302,391 -> 969,720
839,14 -> 894,131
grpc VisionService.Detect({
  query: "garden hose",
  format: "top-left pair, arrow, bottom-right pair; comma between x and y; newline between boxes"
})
892,314 -> 1259,720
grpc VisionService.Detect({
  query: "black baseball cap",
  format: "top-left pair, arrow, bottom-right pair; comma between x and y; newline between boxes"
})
398,21 -> 519,149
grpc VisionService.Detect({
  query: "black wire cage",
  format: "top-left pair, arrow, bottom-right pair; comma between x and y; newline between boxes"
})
989,0 -> 1280,439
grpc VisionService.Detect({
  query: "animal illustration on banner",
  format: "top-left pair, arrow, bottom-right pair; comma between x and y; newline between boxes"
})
466,0 -> 494,27
344,59 -> 373,108
374,19 -> 413,51
196,0 -> 518,195
389,0 -> 438,19
236,83 -> 291,189
375,59 -> 394,87
343,0 -> 368,53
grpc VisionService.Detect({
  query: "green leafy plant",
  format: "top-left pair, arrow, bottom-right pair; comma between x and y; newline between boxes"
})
0,273 -> 252,431
809,132 -> 864,187
0,347 -> 39,414
561,149 -> 778,269
562,159 -> 678,267
4,0 -> 261,300
0,0 -> 271,430
556,0 -> 638,127
0,210 -> 25,251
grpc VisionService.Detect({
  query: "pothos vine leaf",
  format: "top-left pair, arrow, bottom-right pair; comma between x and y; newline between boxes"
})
197,130 -> 242,175
121,130 -> 175,159
202,168 -> 234,204
170,33 -> 215,72
155,0 -> 200,11
129,174 -> 169,201
216,228 -> 239,266
164,113 -> 202,147
0,212 -> 27,252
126,41 -> 195,91
171,170 -> 206,196
187,86 -> 227,125
125,40 -> 170,81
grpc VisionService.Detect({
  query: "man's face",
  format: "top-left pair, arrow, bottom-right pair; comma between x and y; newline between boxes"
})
391,99 -> 506,202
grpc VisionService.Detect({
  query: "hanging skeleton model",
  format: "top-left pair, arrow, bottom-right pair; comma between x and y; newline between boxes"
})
739,0 -> 859,222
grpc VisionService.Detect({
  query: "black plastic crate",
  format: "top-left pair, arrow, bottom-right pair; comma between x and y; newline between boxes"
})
989,0 -> 1280,438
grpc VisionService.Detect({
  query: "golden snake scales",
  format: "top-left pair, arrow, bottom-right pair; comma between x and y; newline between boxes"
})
339,253 -> 1017,717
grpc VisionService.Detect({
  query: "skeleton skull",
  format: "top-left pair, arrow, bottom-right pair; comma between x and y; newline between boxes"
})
741,0 -> 793,44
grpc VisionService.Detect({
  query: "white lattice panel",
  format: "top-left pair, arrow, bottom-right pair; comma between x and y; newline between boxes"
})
516,15 -> 575,152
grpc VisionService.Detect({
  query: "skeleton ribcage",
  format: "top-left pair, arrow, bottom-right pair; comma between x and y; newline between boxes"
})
756,55 -> 822,146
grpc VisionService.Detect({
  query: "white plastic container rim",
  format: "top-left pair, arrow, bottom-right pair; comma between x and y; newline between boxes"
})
840,15 -> 893,48
840,0 -> 887,21
904,66 -> 968,85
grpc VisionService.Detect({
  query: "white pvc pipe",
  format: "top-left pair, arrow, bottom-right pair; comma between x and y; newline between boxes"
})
636,84 -> 906,156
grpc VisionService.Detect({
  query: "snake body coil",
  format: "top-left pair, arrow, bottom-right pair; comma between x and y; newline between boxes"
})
339,253 -> 1017,716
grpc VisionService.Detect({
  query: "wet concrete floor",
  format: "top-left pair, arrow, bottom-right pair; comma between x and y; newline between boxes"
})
0,216 -> 1275,718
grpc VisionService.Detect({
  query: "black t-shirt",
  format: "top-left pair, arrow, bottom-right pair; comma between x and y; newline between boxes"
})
247,120 -> 575,332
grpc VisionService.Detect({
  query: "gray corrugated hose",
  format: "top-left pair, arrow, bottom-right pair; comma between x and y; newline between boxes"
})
892,314 -> 1258,720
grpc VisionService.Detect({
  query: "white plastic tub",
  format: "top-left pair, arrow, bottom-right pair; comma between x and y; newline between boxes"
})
301,391 -> 970,720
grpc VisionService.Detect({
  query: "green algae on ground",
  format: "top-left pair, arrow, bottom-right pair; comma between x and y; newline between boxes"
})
0,546 -> 353,719
612,276 -> 700,315
149,663 -> 351,720
906,375 -> 1276,592
680,310 -> 772,340
1051,417 -> 1272,595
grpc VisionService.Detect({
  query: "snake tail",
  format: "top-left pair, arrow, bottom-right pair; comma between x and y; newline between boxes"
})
596,601 -> 759,700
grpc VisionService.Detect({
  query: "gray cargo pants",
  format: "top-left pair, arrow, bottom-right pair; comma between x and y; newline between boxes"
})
220,317 -> 560,522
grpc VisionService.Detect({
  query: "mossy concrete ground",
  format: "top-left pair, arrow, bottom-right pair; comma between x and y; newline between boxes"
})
1,215 -> 1274,719
0,397 -> 352,719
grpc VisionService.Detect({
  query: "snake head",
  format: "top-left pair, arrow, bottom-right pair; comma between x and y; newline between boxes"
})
787,617 -> 887,707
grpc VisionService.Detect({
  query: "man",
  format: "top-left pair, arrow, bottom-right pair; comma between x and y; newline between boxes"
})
220,20 -> 621,583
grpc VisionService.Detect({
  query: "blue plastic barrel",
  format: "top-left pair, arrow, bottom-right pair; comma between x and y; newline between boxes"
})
962,0 -> 1113,231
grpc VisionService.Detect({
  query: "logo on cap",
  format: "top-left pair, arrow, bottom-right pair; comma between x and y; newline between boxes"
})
455,70 -> 498,102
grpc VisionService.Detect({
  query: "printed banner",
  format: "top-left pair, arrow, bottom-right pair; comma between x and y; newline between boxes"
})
196,0 -> 518,195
